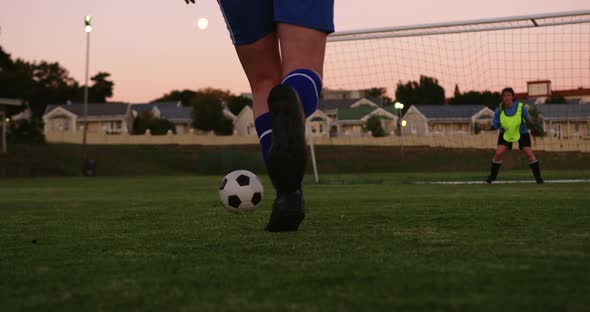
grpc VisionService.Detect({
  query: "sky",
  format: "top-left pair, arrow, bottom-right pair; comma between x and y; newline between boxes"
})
0,0 -> 589,103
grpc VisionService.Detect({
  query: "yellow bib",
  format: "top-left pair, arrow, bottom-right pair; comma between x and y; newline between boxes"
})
500,102 -> 523,143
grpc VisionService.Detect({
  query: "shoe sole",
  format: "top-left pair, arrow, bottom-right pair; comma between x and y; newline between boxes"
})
267,85 -> 307,193
265,191 -> 305,232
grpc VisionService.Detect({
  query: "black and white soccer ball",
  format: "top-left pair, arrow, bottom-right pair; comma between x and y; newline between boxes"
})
219,170 -> 264,213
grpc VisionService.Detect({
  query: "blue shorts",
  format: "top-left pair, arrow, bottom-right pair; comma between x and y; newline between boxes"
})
217,0 -> 335,45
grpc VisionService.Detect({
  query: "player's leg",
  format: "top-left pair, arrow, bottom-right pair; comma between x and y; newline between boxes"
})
218,0 -> 281,167
266,19 -> 331,194
486,142 -> 509,183
263,0 -> 334,232
521,135 -> 543,183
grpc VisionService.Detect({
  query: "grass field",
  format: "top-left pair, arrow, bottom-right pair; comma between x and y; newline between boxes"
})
1,171 -> 589,311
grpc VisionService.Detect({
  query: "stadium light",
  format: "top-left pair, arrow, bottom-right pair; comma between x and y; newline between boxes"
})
394,102 -> 405,110
84,16 -> 92,33
401,120 -> 407,127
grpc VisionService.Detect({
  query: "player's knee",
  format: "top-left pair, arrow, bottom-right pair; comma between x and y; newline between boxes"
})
251,76 -> 281,94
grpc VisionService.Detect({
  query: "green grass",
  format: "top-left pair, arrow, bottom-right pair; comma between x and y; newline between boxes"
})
1,172 -> 589,311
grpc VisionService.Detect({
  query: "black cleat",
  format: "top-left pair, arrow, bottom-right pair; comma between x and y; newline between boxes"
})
536,178 -> 545,184
265,190 -> 305,232
485,176 -> 495,184
267,85 -> 307,193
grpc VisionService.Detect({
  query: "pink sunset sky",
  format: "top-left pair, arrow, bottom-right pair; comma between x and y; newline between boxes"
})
0,0 -> 588,102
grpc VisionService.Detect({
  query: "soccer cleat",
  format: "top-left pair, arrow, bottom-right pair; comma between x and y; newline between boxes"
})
266,85 -> 307,193
265,190 -> 305,232
485,175 -> 495,184
536,178 -> 545,184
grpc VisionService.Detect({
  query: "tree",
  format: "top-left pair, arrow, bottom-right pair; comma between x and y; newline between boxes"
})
132,110 -> 176,135
0,46 -> 15,72
364,87 -> 393,105
227,95 -> 252,116
364,115 -> 386,137
395,75 -> 445,106
28,61 -> 80,118
153,87 -> 234,107
545,95 -> 567,104
364,87 -> 387,98
152,89 -> 199,106
7,119 -> 45,144
448,89 -> 502,110
192,94 -> 224,131
88,72 -> 114,102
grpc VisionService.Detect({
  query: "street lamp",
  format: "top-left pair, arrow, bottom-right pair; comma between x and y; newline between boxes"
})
82,16 -> 92,148
394,102 -> 405,160
82,15 -> 96,176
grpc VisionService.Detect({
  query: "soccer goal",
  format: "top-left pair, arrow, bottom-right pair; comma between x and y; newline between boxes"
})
325,10 -> 590,98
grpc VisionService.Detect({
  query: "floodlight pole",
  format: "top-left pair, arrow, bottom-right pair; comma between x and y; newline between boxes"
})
82,16 -> 92,157
395,102 -> 405,160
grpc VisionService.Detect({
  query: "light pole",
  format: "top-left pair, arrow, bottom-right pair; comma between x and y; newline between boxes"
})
394,102 -> 405,160
82,16 -> 96,176
82,16 -> 92,149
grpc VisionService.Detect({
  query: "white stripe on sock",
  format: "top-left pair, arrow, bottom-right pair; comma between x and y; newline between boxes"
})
259,129 -> 272,141
282,73 -> 319,104
529,160 -> 538,164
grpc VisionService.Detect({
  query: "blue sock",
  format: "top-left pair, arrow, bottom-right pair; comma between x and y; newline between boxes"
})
255,113 -> 286,197
282,68 -> 322,118
255,113 -> 272,166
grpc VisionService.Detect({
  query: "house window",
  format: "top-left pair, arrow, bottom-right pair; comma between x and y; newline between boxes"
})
319,124 -> 323,133
575,123 -> 580,133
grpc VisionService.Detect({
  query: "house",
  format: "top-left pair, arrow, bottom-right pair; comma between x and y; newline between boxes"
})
130,101 -> 236,134
526,80 -> 590,104
130,101 -> 192,134
130,101 -> 181,117
43,102 -> 133,134
336,105 -> 398,137
535,104 -> 590,139
318,97 -> 383,123
307,109 -> 331,137
157,105 -> 193,134
233,105 -> 255,136
402,105 -> 494,136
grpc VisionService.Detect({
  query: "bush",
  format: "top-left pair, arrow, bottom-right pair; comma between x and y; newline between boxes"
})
365,115 -> 386,137
7,119 -> 45,144
132,111 -> 176,135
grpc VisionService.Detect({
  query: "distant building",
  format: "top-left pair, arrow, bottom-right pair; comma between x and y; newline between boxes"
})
402,105 -> 494,136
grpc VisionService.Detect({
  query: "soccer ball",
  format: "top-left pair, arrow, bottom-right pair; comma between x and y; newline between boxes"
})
219,170 -> 264,213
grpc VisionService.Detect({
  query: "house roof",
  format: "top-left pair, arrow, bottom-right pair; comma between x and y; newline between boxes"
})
566,98 -> 583,105
552,88 -> 590,97
337,105 -> 396,121
319,97 -> 382,111
534,104 -> 590,119
337,106 -> 376,121
130,101 -> 180,113
413,105 -> 489,120
158,105 -> 192,121
44,103 -> 129,117
319,99 -> 360,111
